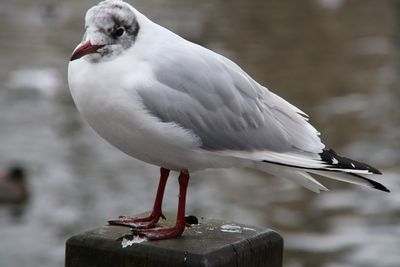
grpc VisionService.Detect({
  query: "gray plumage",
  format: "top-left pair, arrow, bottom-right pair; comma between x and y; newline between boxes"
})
137,40 -> 323,153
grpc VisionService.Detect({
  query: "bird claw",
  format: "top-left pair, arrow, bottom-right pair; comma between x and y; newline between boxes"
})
130,225 -> 186,240
108,212 -> 165,229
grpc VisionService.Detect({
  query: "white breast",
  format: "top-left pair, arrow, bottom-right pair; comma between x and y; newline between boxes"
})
67,56 -> 225,171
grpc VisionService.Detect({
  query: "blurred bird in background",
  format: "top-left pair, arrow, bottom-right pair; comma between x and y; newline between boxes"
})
0,164 -> 30,220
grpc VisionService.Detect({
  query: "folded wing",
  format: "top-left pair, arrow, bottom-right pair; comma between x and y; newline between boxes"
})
138,41 -> 324,154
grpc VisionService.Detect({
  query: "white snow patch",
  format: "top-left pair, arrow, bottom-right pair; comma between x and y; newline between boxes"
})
220,224 -> 242,233
121,236 -> 147,248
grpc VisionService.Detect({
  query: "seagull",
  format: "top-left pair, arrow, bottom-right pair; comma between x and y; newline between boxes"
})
68,0 -> 389,240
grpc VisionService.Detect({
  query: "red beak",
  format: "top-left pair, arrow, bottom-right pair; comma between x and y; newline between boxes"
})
70,40 -> 104,61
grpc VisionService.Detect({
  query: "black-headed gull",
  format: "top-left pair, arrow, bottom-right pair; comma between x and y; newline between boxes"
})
68,0 -> 389,240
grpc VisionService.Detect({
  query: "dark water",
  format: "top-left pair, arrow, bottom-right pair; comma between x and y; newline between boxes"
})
0,0 -> 399,266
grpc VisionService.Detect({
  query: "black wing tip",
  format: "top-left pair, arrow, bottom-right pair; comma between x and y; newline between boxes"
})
376,186 -> 391,193
320,149 -> 389,192
370,179 -> 390,192
320,148 -> 382,174
350,173 -> 390,193
260,154 -> 390,192
371,181 -> 390,193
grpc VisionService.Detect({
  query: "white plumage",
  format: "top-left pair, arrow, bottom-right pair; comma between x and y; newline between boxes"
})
68,0 -> 388,193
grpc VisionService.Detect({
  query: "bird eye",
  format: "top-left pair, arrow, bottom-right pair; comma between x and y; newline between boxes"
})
115,27 -> 124,37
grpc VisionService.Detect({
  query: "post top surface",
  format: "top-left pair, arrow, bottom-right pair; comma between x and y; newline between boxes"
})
66,213 -> 283,267
69,215 -> 279,254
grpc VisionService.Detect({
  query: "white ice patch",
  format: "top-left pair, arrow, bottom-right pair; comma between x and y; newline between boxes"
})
351,163 -> 356,168
220,224 -> 242,233
121,236 -> 147,248
332,157 -> 339,164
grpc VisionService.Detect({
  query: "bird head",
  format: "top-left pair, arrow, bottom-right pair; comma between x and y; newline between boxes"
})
70,0 -> 140,62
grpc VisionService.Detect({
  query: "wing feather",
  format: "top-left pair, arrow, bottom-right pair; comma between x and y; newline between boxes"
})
137,38 -> 324,153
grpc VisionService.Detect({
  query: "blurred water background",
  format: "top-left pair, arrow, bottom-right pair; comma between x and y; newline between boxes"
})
0,0 -> 399,266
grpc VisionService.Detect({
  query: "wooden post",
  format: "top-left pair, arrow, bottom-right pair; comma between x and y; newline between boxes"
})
65,213 -> 283,267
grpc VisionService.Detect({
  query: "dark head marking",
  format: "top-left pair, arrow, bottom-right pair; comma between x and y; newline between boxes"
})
83,0 -> 140,61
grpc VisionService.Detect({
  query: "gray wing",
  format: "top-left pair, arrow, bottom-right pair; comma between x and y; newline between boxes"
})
137,42 -> 324,153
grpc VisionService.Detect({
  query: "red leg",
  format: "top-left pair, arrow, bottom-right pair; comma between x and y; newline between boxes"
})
131,170 -> 190,240
108,168 -> 170,229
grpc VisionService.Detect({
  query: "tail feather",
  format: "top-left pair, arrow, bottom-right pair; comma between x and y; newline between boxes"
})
255,161 -> 328,193
287,170 -> 328,193
308,170 -> 390,192
254,148 -> 389,193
